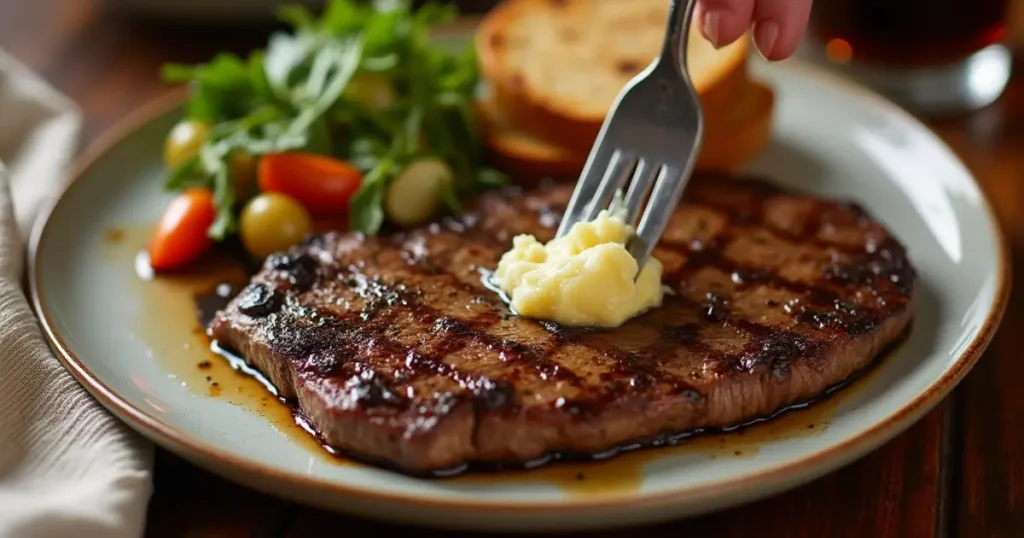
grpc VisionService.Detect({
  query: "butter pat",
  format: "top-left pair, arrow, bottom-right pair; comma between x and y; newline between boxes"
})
492,208 -> 664,327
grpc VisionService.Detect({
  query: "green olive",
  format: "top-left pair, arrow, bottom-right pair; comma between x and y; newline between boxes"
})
239,193 -> 313,259
164,120 -> 211,169
344,73 -> 397,111
384,158 -> 454,227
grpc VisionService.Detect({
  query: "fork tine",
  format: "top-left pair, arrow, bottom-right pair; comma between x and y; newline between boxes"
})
557,145 -> 614,237
628,165 -> 687,265
580,150 -> 636,223
555,0 -> 704,266
623,158 -> 658,226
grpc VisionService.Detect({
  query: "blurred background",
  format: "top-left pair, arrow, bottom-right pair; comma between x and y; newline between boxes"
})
89,0 -> 1024,31
105,0 -> 500,20
3,0 -> 1023,124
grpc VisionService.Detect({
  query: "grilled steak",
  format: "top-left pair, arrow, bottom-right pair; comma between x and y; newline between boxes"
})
209,174 -> 915,473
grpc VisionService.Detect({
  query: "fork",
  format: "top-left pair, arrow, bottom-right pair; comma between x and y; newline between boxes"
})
555,0 -> 705,270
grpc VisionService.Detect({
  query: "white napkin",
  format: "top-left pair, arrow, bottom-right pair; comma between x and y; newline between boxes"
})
0,50 -> 153,537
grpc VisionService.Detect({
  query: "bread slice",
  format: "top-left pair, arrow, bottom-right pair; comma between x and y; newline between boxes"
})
698,80 -> 775,171
476,94 -> 586,185
478,79 -> 776,183
476,0 -> 750,154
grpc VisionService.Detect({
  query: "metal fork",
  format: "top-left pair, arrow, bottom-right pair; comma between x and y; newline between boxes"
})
555,0 -> 704,270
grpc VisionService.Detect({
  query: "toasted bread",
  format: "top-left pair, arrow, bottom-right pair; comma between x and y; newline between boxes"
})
698,80 -> 775,171
478,79 -> 776,182
476,94 -> 586,184
476,0 -> 750,154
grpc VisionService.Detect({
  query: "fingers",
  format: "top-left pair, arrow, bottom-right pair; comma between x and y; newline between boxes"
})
750,0 -> 814,60
696,0 -> 814,61
695,0 -> 756,50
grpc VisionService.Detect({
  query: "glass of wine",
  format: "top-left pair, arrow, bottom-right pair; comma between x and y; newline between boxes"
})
807,0 -> 1013,116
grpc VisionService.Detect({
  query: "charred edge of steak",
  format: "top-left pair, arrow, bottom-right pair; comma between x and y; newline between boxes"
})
265,252 -> 321,292
213,322 -> 914,479
234,283 -> 283,318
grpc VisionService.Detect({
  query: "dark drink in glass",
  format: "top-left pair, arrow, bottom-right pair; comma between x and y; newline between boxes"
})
807,0 -> 1013,115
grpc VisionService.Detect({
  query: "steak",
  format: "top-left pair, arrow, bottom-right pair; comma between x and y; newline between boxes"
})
209,174 -> 915,474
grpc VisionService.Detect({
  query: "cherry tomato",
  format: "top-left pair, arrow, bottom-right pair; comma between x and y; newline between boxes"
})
257,152 -> 363,216
230,150 -> 258,200
148,188 -> 217,272
164,120 -> 210,169
239,193 -> 313,259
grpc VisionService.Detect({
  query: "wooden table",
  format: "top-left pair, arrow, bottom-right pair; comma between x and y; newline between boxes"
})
2,1 -> 1022,536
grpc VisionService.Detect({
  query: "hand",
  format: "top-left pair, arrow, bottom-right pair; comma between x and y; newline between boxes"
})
696,0 -> 814,61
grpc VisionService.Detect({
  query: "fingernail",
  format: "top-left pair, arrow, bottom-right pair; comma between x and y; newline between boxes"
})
754,20 -> 780,60
703,11 -> 722,48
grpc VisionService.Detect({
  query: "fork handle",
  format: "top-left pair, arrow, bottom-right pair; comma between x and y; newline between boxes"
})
660,0 -> 700,80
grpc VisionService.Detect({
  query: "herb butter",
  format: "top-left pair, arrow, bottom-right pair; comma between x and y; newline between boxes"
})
492,208 -> 663,327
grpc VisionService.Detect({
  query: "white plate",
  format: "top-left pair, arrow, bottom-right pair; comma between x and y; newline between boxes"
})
29,59 -> 1008,531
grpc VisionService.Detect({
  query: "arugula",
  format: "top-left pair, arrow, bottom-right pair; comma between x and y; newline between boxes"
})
161,0 -> 504,240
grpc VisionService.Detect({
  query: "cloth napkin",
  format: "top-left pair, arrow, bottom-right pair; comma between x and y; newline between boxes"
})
0,50 -> 153,537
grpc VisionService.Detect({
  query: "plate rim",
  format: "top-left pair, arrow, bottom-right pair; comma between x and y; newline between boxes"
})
28,59 -> 1012,514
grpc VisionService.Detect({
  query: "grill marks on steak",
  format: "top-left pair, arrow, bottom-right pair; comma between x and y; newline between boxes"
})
209,174 -> 915,472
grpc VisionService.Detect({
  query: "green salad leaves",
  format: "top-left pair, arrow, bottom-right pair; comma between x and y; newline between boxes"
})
161,0 -> 503,240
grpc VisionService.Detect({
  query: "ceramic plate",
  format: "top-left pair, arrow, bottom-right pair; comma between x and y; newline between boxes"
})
29,56 -> 1008,531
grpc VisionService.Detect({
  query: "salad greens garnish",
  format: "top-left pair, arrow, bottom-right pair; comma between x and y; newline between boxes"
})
161,0 -> 504,240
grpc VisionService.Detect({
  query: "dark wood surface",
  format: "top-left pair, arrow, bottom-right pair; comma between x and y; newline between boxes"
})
2,1 -> 1021,536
